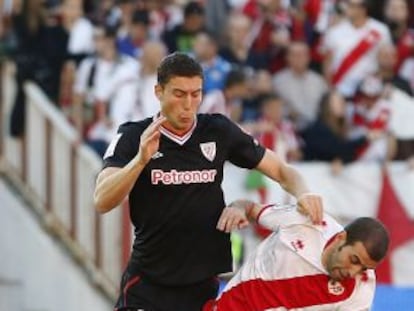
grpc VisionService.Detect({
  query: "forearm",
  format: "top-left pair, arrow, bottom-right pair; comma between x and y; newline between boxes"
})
278,163 -> 310,200
257,150 -> 310,200
94,157 -> 145,213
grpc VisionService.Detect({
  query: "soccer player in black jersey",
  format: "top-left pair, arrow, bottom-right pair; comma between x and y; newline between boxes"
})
94,53 -> 324,311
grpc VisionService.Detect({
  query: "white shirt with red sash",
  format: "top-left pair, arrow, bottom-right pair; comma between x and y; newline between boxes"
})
323,18 -> 391,97
204,206 -> 375,311
348,98 -> 391,161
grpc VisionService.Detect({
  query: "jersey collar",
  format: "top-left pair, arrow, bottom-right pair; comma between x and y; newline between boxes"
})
155,114 -> 198,146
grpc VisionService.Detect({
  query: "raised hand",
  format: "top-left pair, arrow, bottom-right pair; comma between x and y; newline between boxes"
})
297,193 -> 323,224
137,115 -> 166,166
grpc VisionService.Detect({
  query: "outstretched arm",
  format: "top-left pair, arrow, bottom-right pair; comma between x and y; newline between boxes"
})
256,149 -> 323,223
216,200 -> 276,232
216,199 -> 313,233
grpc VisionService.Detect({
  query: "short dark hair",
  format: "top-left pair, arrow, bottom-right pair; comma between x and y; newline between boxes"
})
184,1 -> 204,17
224,68 -> 247,89
259,93 -> 282,105
157,52 -> 203,86
132,9 -> 150,26
344,217 -> 389,262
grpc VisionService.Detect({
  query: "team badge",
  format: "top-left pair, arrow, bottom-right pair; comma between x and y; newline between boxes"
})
328,280 -> 345,295
200,142 -> 216,162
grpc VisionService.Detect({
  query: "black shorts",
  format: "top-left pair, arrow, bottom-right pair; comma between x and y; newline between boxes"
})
114,269 -> 219,311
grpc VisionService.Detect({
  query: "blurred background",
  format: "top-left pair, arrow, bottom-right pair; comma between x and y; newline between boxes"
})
1,0 -> 414,310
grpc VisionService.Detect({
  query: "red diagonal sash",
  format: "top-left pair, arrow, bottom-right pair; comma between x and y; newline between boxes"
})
332,29 -> 381,85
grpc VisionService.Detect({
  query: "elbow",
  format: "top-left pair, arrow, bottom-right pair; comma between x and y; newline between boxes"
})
93,194 -> 110,214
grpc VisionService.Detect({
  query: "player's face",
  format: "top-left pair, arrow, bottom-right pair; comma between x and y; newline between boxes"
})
155,76 -> 203,134
325,235 -> 378,281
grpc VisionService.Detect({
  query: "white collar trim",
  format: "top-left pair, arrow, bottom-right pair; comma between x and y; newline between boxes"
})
155,115 -> 197,146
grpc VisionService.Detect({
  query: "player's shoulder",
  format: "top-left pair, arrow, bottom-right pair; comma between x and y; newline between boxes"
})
118,118 -> 152,135
197,113 -> 235,129
326,20 -> 349,35
314,213 -> 345,241
368,18 -> 389,33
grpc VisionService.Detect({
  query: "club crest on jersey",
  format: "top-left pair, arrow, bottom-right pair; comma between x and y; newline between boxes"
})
328,280 -> 345,296
200,142 -> 216,162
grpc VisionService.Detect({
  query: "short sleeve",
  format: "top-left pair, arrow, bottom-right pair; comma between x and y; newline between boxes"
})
225,118 -> 266,168
257,204 -> 309,231
102,123 -> 139,168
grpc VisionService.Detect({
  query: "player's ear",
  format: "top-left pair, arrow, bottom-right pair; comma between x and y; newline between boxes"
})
155,84 -> 163,101
336,231 -> 347,242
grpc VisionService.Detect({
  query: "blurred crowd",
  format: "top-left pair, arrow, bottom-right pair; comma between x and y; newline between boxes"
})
1,0 -> 414,167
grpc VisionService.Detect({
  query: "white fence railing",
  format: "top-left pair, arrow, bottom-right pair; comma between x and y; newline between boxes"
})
0,63 -> 130,299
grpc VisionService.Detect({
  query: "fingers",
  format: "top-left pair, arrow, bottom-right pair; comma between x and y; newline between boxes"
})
142,115 -> 166,139
297,193 -> 323,224
216,207 -> 249,233
137,115 -> 166,165
142,127 -> 161,145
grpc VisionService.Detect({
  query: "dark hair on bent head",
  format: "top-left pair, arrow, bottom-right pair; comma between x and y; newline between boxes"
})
344,217 -> 390,262
157,52 -> 203,86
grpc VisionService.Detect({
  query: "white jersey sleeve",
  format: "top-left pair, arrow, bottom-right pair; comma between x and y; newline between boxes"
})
257,204 -> 310,231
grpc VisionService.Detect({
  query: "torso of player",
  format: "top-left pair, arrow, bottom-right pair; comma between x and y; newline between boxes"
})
105,114 -> 265,285
129,115 -> 229,227
218,214 -> 375,310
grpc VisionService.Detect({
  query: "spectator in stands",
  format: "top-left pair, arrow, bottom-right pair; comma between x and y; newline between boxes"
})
301,90 -> 375,165
72,25 -> 139,155
399,56 -> 414,93
199,68 -> 249,122
384,0 -> 414,71
135,40 -> 167,120
204,0 -> 231,43
242,69 -> 274,121
256,93 -> 302,162
322,0 -> 392,98
348,75 -> 396,162
162,1 -> 205,53
140,0 -> 183,41
204,200 -> 389,311
9,0 -> 68,137
219,12 -> 263,70
59,0 -> 96,111
242,0 -> 298,73
300,0 -> 343,71
62,0 -> 95,65
273,41 -> 328,131
116,9 -> 150,58
88,0 -> 121,28
114,0 -> 136,41
192,31 -> 232,95
376,43 -> 413,96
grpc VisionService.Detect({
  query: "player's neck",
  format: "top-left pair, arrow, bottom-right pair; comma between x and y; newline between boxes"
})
351,16 -> 368,29
162,121 -> 196,137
